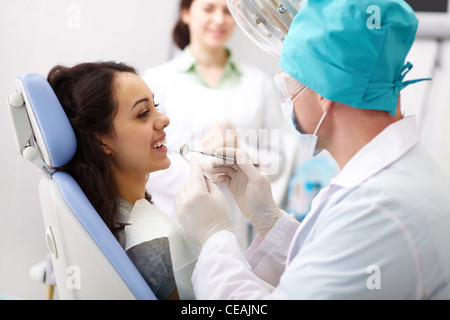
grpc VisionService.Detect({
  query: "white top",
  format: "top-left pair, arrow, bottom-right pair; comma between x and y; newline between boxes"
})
192,116 -> 450,299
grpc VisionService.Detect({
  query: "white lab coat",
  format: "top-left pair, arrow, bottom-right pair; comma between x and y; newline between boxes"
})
192,116 -> 450,299
142,54 -> 295,248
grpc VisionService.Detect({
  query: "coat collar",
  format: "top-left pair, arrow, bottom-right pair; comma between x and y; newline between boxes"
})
330,116 -> 420,189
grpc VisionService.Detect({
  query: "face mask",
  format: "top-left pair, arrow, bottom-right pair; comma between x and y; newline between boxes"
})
280,90 -> 327,158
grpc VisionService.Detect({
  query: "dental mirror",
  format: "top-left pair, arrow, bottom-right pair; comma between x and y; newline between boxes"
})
180,144 -> 190,157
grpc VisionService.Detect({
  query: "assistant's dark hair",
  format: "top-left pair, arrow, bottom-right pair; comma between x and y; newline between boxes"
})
173,0 -> 194,50
47,61 -> 151,237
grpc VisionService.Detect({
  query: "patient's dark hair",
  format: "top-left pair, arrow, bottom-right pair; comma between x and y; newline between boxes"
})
47,61 -> 151,237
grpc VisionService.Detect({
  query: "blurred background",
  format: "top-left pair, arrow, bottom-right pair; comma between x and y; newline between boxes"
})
0,0 -> 448,299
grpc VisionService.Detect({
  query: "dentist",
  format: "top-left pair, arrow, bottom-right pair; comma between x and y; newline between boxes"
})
175,0 -> 450,299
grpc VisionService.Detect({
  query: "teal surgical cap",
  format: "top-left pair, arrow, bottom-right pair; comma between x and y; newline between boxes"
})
280,0 -> 431,115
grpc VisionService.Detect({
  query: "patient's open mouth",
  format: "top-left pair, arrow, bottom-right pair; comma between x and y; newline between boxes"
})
152,138 -> 167,149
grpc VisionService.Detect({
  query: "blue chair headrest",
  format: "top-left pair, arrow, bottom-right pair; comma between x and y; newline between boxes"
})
17,73 -> 77,168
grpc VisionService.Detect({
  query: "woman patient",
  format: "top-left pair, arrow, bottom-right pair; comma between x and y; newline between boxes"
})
47,62 -> 199,300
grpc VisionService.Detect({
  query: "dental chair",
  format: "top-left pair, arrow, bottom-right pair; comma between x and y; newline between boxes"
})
7,73 -> 156,300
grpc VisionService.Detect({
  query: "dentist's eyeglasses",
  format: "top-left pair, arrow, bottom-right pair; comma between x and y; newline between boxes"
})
273,71 -> 307,103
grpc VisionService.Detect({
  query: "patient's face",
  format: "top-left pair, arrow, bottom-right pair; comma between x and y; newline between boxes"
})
101,72 -> 171,177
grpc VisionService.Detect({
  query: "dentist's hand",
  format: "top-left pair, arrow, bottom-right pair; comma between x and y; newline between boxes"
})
175,157 -> 233,247
206,148 -> 283,238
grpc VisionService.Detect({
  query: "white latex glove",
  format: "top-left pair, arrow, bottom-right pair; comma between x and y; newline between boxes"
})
205,148 -> 283,238
175,157 -> 233,247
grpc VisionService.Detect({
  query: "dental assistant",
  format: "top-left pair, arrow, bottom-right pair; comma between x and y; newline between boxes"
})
175,0 -> 450,299
143,0 -> 289,248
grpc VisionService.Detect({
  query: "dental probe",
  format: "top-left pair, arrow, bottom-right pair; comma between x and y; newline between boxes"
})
180,144 -> 260,167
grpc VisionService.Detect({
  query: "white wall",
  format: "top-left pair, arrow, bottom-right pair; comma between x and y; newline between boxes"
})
402,38 -> 450,175
0,0 -> 448,300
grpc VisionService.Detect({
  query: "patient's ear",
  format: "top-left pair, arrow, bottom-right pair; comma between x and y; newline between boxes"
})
95,134 -> 113,155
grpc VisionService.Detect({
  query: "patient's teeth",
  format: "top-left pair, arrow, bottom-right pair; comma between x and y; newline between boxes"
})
152,138 -> 167,149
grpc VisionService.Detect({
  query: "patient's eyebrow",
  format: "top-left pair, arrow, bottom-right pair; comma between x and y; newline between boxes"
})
131,93 -> 156,111
131,98 -> 150,110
